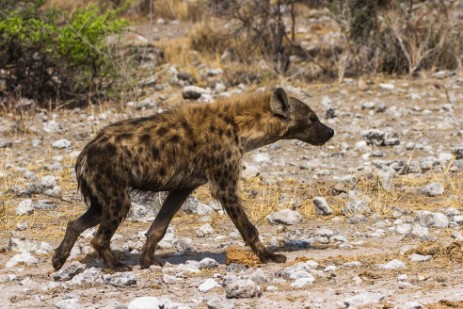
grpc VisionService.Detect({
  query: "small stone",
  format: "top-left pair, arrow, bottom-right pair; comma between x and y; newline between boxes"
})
196,223 -> 214,237
56,296 -> 81,309
199,257 -> 219,269
252,153 -> 270,163
52,139 -> 71,149
344,291 -> 385,308
182,86 -> 209,100
249,268 -> 268,283
411,223 -> 432,240
41,175 -> 56,188
316,228 -> 334,238
290,276 -> 315,288
43,120 -> 63,133
325,108 -> 337,119
0,140 -> 13,148
313,197 -> 333,215
207,68 -> 223,76
451,231 -> 463,241
177,262 -> 200,274
348,214 -> 367,224
452,146 -> 463,159
342,261 -> 362,268
418,182 -> 444,196
278,262 -> 318,280
16,199 -> 34,215
384,138 -> 400,146
107,272 -> 137,287
128,202 -> 156,223
34,200 -> 58,210
128,297 -> 160,309
226,263 -> 247,273
8,235 -> 37,253
35,241 -> 53,255
379,83 -> 395,90
207,296 -> 235,309
343,192 -> 370,214
6,252 -> 38,267
44,186 -> 62,197
53,262 -> 86,281
267,209 -> 302,225
396,224 -> 412,235
199,278 -> 220,292
184,197 -> 213,215
415,211 -> 449,228
225,278 -> 260,299
324,265 -> 337,272
352,276 -> 363,286
402,301 -> 423,309
378,259 -> 406,270
361,129 -> 386,146
16,222 -> 28,231
408,254 -> 432,262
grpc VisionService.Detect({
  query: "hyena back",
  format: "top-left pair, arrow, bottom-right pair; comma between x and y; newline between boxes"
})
52,88 -> 334,271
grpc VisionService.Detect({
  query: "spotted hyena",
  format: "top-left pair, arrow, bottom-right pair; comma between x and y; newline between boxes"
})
52,88 -> 334,271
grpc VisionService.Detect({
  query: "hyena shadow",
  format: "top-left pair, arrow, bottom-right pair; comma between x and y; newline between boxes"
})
79,250 -> 227,268
79,244 -> 320,269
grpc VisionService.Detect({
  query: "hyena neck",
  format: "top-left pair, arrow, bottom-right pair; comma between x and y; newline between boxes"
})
231,92 -> 288,152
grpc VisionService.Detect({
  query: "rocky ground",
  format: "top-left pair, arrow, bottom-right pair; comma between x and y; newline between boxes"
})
1,71 -> 463,308
1,9 -> 463,308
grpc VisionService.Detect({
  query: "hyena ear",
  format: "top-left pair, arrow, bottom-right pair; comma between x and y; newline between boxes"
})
270,88 -> 291,119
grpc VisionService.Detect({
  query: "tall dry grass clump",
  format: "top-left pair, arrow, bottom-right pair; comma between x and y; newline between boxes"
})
331,0 -> 463,78
140,0 -> 206,21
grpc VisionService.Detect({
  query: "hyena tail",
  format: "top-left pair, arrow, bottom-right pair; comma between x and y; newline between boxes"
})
52,156 -> 102,270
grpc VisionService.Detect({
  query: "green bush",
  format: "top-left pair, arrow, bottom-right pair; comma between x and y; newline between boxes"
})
0,0 -> 128,105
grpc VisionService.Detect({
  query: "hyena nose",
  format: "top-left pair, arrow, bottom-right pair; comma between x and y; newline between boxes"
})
327,128 -> 334,137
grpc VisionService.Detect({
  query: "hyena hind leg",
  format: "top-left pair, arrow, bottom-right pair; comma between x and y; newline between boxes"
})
90,191 -> 132,272
52,203 -> 101,270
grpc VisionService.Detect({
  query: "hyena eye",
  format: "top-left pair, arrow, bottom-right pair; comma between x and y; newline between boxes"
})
309,115 -> 317,123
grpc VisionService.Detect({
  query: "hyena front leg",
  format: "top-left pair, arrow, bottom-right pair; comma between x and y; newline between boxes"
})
210,169 -> 286,264
140,187 -> 196,269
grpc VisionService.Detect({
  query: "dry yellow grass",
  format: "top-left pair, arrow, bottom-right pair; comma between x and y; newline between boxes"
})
152,0 -> 205,22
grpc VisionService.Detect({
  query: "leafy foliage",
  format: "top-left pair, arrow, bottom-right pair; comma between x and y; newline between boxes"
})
0,0 -> 128,105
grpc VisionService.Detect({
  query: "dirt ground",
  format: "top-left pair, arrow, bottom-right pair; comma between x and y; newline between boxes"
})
1,71 -> 463,308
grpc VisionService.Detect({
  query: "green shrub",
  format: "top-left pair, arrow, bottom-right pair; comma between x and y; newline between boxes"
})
0,0 -> 128,105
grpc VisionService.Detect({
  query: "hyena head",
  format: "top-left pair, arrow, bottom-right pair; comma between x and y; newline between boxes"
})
270,88 -> 334,145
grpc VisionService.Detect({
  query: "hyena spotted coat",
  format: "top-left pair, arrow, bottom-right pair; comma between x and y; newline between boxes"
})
53,88 -> 334,271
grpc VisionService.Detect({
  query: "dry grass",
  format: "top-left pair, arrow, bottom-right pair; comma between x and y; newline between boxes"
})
189,18 -> 262,64
237,169 -> 463,224
152,0 -> 205,22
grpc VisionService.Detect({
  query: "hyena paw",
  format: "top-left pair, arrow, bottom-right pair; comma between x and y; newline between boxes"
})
261,253 -> 287,264
52,253 -> 66,271
270,253 -> 287,263
105,260 -> 132,273
140,256 -> 164,269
